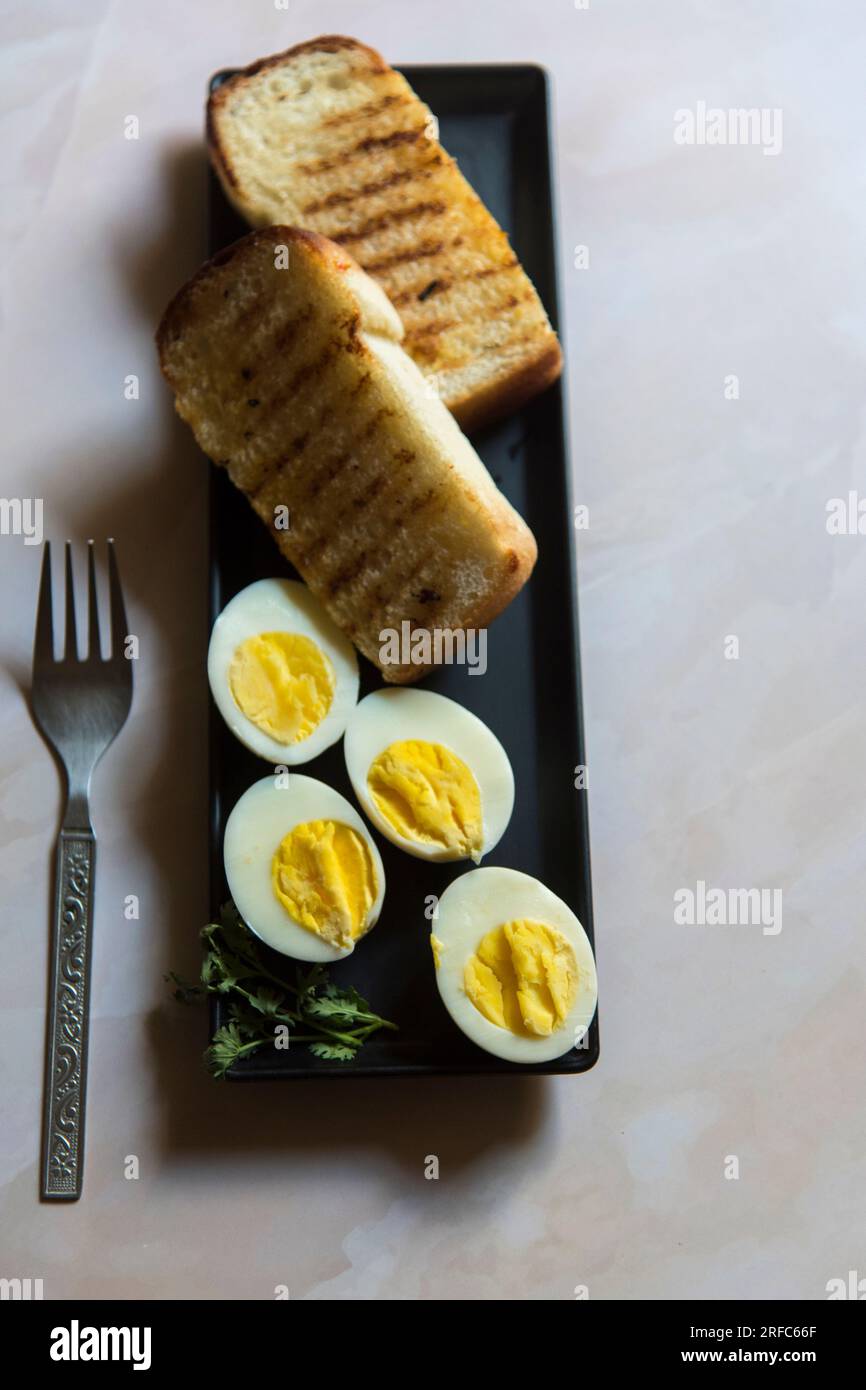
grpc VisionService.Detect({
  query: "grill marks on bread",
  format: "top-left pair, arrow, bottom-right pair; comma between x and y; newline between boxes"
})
337,199 -> 449,248
207,36 -> 563,430
156,226 -> 537,680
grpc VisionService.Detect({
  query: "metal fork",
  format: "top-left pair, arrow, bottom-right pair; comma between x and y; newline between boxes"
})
31,540 -> 133,1200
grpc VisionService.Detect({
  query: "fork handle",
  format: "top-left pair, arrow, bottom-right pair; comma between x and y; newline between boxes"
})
41,829 -> 95,1201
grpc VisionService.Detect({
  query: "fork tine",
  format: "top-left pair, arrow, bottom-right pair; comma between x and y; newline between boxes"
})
34,541 -> 54,667
64,542 -> 78,661
107,539 -> 128,663
86,540 -> 101,661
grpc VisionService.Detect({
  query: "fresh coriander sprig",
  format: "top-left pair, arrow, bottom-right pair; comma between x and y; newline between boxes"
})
167,902 -> 397,1077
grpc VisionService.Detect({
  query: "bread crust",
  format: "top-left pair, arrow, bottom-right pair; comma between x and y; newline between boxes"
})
450,340 -> 564,435
207,36 -> 386,195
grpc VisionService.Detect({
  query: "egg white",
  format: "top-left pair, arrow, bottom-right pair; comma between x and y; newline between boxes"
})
432,867 -> 598,1063
223,774 -> 386,963
208,578 -> 359,764
344,688 -> 514,862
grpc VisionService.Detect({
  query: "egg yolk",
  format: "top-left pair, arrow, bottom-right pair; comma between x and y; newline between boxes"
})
229,632 -> 335,745
464,920 -> 579,1037
367,740 -> 483,859
271,819 -> 377,948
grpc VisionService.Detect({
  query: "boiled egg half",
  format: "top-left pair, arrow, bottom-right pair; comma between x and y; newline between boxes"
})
432,868 -> 597,1063
344,689 -> 514,862
224,774 -> 385,962
208,578 -> 359,764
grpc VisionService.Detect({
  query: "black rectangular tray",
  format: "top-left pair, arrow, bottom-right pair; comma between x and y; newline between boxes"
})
207,62 -> 598,1078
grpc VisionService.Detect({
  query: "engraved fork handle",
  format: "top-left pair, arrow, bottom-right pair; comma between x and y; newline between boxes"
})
41,828 -> 95,1201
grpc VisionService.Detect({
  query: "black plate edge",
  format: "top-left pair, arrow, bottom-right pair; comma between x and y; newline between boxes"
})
202,61 -> 600,1079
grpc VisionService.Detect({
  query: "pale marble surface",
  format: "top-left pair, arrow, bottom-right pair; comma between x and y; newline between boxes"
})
1,0 -> 864,1300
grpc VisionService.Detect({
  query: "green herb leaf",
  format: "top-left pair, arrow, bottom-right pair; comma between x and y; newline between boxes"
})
295,963 -> 328,999
246,985 -> 285,1017
169,902 -> 396,1076
206,1022 -> 262,1078
307,1041 -> 359,1063
305,995 -> 365,1023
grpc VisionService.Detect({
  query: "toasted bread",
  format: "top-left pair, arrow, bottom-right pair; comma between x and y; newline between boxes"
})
156,227 -> 537,682
207,36 -> 563,433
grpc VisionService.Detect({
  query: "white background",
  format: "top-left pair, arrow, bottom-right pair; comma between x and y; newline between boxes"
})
1,0 -> 864,1299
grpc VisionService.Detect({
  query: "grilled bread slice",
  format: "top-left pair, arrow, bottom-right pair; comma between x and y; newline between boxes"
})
156,227 -> 537,682
207,35 -> 562,433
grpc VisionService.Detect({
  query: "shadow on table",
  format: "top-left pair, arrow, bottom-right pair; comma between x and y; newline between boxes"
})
148,1003 -> 551,1177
